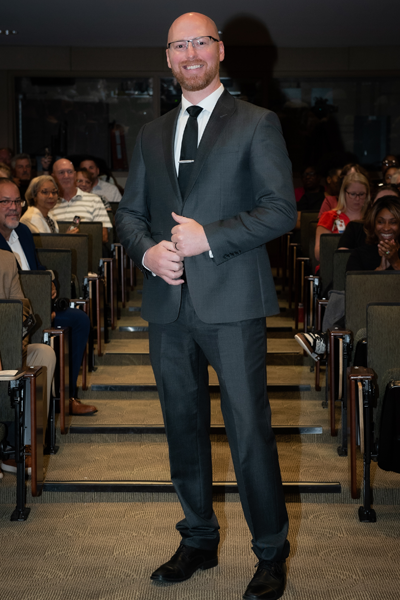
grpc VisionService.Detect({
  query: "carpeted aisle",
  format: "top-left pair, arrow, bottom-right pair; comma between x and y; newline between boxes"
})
1,500 -> 400,600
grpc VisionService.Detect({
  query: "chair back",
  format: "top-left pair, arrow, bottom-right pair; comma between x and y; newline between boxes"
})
332,250 -> 352,291
33,234 -> 88,297
308,222 -> 318,274
57,222 -> 103,273
367,302 -> 400,430
0,300 -> 23,422
300,211 -> 319,257
345,271 -> 400,335
19,271 -> 52,344
319,234 -> 340,293
36,249 -> 72,300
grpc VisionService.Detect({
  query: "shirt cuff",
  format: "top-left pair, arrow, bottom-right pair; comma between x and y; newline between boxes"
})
142,250 -> 156,277
209,250 -> 214,259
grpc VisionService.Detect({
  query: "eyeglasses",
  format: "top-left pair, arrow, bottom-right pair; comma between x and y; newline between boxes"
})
346,191 -> 367,200
167,36 -> 219,52
382,160 -> 398,167
39,190 -> 58,196
0,199 -> 26,207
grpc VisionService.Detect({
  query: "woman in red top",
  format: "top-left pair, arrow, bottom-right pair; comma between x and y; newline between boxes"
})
314,171 -> 370,261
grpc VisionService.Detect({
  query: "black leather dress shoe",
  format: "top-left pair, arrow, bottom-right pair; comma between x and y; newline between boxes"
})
150,543 -> 218,583
243,561 -> 287,600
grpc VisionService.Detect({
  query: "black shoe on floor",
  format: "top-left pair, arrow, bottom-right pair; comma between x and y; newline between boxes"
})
243,561 -> 287,600
150,543 -> 218,583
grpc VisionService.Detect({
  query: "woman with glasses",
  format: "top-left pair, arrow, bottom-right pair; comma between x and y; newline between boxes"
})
21,175 -> 78,234
314,171 -> 370,261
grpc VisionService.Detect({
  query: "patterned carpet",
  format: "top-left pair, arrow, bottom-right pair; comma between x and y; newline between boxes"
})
1,501 -> 399,600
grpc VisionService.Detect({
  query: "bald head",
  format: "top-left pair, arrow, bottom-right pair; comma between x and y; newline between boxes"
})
167,12 -> 219,45
53,158 -> 74,173
52,158 -> 76,197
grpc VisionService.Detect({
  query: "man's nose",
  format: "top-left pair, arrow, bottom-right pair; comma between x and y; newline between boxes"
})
186,41 -> 198,56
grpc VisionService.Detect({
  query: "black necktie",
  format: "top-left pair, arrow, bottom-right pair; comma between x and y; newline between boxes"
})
178,105 -> 203,197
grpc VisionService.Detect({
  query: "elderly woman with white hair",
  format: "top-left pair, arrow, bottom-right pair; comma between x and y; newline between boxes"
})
20,175 -> 78,234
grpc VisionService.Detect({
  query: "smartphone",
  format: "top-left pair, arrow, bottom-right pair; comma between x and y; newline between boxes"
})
67,216 -> 81,232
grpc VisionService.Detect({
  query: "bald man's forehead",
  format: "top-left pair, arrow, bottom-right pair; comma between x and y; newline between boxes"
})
54,160 -> 74,171
168,12 -> 219,42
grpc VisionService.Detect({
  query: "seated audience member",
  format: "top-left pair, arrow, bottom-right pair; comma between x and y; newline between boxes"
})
79,157 -> 122,204
21,176 -> 79,235
380,155 -> 399,183
346,196 -> 400,272
0,248 -> 56,475
314,171 -> 370,261
0,163 -> 12,179
390,169 -> 400,190
338,185 -> 400,250
295,196 -> 400,360
76,168 -> 112,212
0,178 -> 96,415
318,167 -> 342,217
50,159 -> 112,243
11,153 -> 33,203
384,167 -> 398,186
0,148 -> 13,167
21,176 -> 62,233
297,166 -> 326,211
295,166 -> 327,228
319,163 -> 369,216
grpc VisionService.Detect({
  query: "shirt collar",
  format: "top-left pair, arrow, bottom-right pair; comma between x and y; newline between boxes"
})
59,188 -> 81,202
181,83 -> 224,116
9,229 -> 19,243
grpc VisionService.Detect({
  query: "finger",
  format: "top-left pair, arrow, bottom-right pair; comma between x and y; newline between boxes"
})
171,212 -> 190,224
162,240 -> 179,253
163,275 -> 185,286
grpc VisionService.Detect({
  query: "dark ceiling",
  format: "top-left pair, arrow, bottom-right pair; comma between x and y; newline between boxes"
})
2,0 -> 400,48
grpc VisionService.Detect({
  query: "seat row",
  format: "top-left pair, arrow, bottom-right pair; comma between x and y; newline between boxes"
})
0,222 -> 136,520
280,218 -> 400,521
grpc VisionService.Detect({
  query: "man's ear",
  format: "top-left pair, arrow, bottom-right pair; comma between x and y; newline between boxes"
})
166,49 -> 171,69
219,41 -> 225,63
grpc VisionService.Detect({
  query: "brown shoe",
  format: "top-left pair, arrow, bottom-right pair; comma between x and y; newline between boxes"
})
69,398 -> 98,415
1,450 -> 32,475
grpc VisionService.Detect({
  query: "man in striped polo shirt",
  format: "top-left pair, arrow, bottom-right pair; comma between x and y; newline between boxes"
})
50,159 -> 112,242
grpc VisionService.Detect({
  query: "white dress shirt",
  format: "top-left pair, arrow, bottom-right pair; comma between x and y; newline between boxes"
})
174,84 -> 225,175
7,230 -> 31,270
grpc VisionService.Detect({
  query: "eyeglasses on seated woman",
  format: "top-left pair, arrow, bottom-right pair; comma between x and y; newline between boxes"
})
21,175 -> 78,234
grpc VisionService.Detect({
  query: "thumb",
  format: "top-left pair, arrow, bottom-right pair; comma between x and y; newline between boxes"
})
172,212 -> 190,224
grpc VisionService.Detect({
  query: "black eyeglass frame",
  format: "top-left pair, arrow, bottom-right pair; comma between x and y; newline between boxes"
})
167,36 -> 219,50
0,199 -> 26,207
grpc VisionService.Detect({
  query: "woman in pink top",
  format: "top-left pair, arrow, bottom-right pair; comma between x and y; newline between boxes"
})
314,171 -> 370,261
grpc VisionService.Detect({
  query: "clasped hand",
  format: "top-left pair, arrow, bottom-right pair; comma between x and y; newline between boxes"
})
143,212 -> 210,286
377,239 -> 400,270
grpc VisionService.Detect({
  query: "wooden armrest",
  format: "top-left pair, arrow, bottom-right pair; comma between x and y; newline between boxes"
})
23,366 -> 45,498
347,367 -> 375,499
328,329 -> 352,436
43,326 -> 69,434
348,366 -> 374,380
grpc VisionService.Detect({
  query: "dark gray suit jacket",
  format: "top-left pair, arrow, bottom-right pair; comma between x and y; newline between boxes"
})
116,90 -> 297,324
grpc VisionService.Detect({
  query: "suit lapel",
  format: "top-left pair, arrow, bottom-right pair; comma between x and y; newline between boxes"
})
182,90 -> 236,206
162,106 -> 182,205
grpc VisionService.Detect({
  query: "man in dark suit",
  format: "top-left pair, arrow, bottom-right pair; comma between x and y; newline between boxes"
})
116,12 -> 297,600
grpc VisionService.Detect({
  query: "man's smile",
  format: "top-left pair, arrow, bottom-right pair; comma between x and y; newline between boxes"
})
183,64 -> 204,70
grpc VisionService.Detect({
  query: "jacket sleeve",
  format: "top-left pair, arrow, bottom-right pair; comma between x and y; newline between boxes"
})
203,111 -> 297,266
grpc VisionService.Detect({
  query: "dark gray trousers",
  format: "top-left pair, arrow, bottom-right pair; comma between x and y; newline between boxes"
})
149,286 -> 289,561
